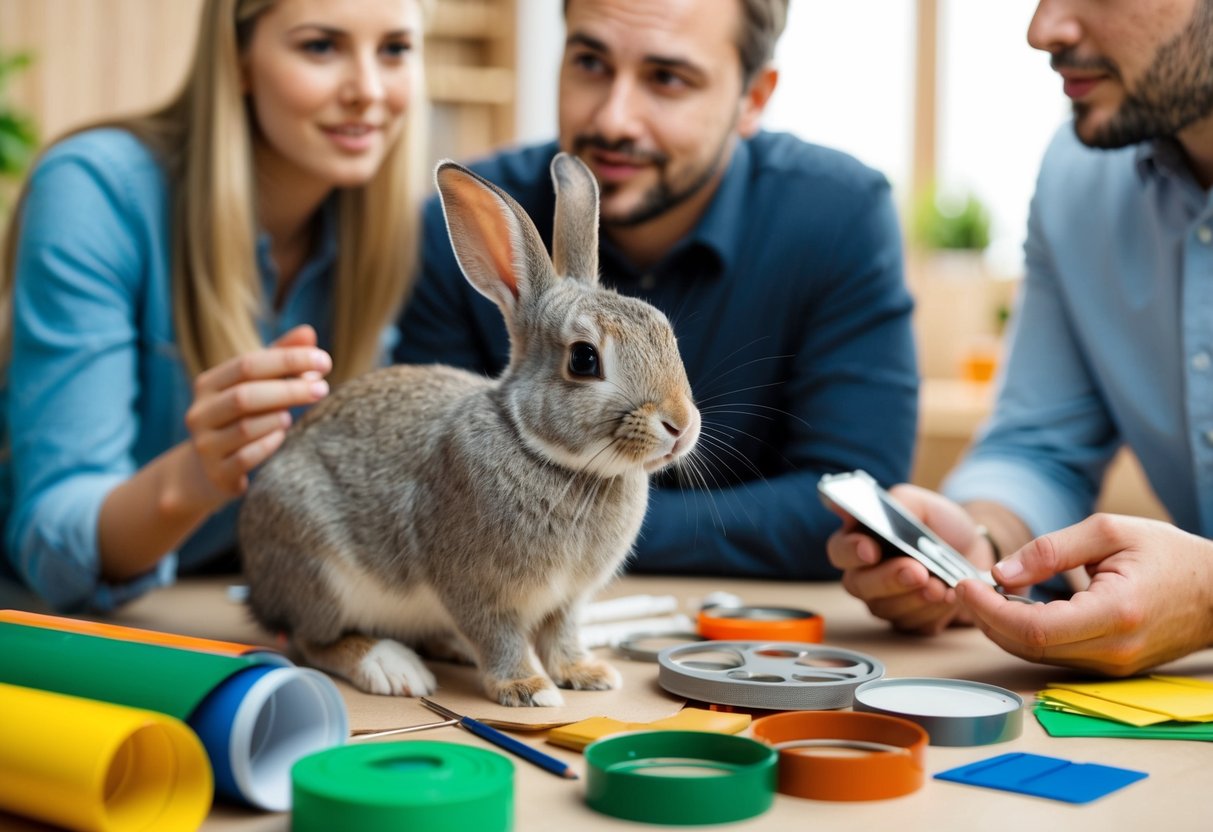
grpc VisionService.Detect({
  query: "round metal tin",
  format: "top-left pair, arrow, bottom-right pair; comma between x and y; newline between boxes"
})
852,677 -> 1024,746
615,631 -> 706,662
697,606 -> 825,643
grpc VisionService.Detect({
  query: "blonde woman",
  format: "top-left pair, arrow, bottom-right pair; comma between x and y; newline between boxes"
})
0,0 -> 427,610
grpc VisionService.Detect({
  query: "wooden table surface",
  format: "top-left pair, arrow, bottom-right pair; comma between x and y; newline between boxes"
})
3,573 -> 1211,831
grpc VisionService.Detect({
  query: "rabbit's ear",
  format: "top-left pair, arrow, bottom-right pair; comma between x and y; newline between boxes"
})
435,160 -> 556,319
550,153 -> 600,286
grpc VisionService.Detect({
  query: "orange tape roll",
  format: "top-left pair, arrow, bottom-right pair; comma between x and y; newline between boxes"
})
697,606 -> 824,643
750,711 -> 927,801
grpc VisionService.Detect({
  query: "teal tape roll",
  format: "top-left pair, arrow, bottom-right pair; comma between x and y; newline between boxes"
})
584,730 -> 778,825
291,741 -> 514,832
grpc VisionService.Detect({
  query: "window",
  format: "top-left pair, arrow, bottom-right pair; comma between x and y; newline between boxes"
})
765,1 -> 1067,275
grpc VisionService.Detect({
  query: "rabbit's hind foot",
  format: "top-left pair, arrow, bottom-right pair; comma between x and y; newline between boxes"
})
300,634 -> 438,697
485,675 -> 565,707
550,656 -> 622,691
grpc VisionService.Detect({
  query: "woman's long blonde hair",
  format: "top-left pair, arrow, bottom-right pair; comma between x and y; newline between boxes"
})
0,0 -> 428,384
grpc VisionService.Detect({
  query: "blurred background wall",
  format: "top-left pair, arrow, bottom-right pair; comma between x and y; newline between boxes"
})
0,0 -> 1166,519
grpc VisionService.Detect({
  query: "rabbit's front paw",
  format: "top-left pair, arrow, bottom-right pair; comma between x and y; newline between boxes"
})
486,675 -> 565,707
354,640 -> 438,697
550,657 -> 622,691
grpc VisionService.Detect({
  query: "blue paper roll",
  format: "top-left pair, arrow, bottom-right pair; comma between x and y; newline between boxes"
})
189,664 -> 347,810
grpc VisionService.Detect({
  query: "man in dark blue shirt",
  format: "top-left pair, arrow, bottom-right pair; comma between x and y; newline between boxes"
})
397,0 -> 917,580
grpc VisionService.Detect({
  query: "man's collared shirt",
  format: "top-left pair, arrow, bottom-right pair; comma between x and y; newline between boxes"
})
946,124 -> 1213,537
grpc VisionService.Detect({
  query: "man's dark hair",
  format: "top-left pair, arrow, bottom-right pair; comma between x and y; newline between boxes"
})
736,0 -> 789,86
562,0 -> 789,88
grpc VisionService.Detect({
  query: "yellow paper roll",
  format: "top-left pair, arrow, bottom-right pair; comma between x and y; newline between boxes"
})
0,682 -> 212,832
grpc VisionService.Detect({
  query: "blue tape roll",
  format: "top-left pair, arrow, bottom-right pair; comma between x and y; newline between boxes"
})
189,665 -> 348,810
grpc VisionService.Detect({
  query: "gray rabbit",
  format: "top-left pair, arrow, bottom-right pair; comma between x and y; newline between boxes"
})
238,153 -> 700,706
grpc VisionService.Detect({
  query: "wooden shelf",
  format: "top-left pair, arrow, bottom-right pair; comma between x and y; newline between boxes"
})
427,66 -> 514,105
425,0 -> 517,158
429,0 -> 506,39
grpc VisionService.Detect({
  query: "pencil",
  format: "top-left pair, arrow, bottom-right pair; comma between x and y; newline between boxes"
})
420,697 -> 579,780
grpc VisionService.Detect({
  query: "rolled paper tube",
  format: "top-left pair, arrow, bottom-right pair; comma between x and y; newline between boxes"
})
0,609 -> 289,663
0,682 -> 212,832
0,621 -> 350,810
189,665 -> 348,811
0,620 -> 267,719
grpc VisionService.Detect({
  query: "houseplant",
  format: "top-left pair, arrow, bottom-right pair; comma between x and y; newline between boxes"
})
908,185 -> 1006,380
911,185 -> 991,253
0,50 -> 38,214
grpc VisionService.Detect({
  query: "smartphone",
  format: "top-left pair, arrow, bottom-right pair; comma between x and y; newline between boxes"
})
818,470 -> 994,589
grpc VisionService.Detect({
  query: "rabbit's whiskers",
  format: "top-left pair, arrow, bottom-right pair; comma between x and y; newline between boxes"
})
676,435 -> 762,530
699,401 -> 814,432
700,352 -> 794,397
669,447 -> 727,535
694,336 -> 777,386
698,406 -> 774,422
695,428 -> 769,484
694,381 -> 784,406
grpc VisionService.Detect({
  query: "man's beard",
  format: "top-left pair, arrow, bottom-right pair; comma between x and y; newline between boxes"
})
571,130 -> 733,227
1062,1 -> 1213,148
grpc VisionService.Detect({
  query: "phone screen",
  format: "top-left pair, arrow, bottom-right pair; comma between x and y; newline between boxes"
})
818,470 -> 983,587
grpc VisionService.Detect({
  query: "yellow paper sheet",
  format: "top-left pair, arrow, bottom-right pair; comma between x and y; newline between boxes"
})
1044,676 -> 1213,723
1038,689 -> 1174,727
546,708 -> 751,751
1150,675 -> 1213,692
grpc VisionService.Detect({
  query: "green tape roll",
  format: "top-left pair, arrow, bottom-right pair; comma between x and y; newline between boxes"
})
291,741 -> 514,832
584,730 -> 778,825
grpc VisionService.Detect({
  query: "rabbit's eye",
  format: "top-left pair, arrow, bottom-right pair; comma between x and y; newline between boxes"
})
568,342 -> 602,379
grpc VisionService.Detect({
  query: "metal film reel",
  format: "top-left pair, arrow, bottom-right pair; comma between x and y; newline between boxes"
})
657,641 -> 885,710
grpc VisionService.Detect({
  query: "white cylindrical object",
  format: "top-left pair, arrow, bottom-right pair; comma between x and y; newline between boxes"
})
579,595 -> 679,624
579,614 -> 695,649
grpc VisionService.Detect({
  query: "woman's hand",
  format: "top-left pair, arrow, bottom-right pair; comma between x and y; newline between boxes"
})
184,324 -> 331,505
957,514 -> 1213,675
825,484 -> 995,635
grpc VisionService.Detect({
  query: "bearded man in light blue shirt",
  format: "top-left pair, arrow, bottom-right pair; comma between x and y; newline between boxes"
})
828,0 -> 1213,676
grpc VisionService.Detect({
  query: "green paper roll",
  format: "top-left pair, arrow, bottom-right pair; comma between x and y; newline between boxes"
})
291,741 -> 514,832
0,620 -> 263,718
0,682 -> 212,832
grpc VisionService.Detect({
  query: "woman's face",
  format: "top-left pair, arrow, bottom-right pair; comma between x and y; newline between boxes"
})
243,0 -> 419,191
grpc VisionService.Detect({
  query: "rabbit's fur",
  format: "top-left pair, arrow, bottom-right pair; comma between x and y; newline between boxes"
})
238,154 -> 700,706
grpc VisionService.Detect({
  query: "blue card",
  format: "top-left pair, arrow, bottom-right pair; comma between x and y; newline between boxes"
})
934,752 -> 1147,804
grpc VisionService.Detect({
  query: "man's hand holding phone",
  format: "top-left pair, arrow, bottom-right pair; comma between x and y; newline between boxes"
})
823,477 -> 997,635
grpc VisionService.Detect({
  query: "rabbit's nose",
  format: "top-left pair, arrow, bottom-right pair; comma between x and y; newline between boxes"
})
661,421 -> 683,438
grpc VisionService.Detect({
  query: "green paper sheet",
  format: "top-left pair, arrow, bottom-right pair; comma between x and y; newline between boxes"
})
1034,704 -> 1213,741
0,620 -> 265,719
